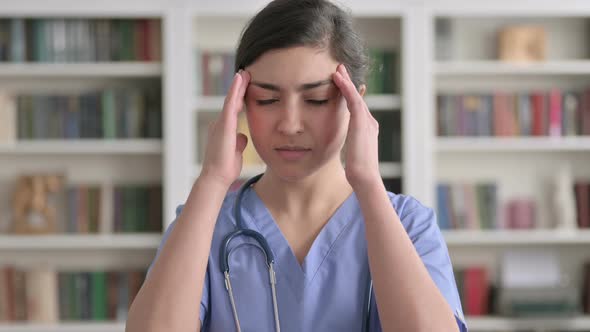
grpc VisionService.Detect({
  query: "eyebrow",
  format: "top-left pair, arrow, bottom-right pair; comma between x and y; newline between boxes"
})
250,79 -> 333,92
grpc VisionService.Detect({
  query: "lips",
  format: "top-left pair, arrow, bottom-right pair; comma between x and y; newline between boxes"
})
275,146 -> 311,151
275,146 -> 311,161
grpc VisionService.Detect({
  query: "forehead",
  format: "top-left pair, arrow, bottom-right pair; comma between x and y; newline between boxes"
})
245,46 -> 339,88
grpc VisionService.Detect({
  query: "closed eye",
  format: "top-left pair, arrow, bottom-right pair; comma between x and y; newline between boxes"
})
256,99 -> 279,106
306,99 -> 329,105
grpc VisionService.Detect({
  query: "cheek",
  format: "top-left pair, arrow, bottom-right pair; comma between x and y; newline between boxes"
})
245,110 -> 269,142
316,107 -> 349,146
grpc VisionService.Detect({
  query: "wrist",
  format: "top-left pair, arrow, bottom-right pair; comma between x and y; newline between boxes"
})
352,177 -> 386,198
194,174 -> 232,195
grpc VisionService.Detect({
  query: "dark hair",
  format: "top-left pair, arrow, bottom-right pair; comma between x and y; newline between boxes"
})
235,0 -> 369,89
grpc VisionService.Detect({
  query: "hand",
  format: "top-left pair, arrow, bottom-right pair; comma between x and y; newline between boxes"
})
200,70 -> 251,188
333,64 -> 382,191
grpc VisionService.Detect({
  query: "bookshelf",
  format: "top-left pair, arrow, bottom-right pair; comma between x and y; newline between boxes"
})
426,1 -> 590,330
0,0 -> 180,328
0,63 -> 162,77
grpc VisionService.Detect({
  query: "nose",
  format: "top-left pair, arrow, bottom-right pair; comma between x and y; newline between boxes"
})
276,100 -> 304,135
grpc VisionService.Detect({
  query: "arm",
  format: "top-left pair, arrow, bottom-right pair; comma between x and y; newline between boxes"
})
333,64 -> 459,332
356,183 -> 459,332
125,176 -> 227,332
126,70 -> 251,332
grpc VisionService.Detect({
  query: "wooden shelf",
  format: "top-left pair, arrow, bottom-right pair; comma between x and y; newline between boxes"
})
0,139 -> 163,155
436,137 -> 590,152
0,63 -> 162,78
0,234 -> 161,250
436,60 -> 590,76
194,94 -> 401,111
443,230 -> 590,246
0,322 -> 125,332
466,315 -> 590,331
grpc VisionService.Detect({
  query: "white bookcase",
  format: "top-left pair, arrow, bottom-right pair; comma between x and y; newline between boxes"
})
1,0 -> 590,331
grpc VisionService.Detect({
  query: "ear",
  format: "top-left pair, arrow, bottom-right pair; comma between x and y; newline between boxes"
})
358,84 -> 367,97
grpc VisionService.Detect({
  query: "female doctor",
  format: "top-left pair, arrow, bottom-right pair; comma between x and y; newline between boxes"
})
126,0 -> 467,331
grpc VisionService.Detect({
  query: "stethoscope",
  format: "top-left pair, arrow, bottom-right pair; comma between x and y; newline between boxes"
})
219,173 -> 373,332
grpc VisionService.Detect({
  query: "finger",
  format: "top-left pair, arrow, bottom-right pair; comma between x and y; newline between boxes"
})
222,72 -> 243,114
237,70 -> 251,104
220,71 -> 247,133
333,65 -> 366,117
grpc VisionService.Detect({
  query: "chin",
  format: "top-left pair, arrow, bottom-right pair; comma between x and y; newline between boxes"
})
264,163 -> 319,183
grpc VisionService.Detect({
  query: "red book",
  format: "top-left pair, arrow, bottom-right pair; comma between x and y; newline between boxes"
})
493,93 -> 508,136
549,89 -> 562,136
464,267 -> 489,316
138,19 -> 150,61
531,92 -> 546,136
3,266 -> 16,321
106,271 -> 119,320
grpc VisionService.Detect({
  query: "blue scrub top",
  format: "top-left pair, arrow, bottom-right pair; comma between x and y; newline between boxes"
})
149,188 -> 468,332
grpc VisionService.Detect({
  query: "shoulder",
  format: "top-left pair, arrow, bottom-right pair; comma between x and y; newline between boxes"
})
167,190 -> 242,246
174,190 -> 240,223
386,191 -> 434,219
385,191 -> 439,240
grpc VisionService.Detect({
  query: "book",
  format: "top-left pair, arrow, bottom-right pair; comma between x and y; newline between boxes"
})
25,266 -> 59,323
0,93 -> 16,143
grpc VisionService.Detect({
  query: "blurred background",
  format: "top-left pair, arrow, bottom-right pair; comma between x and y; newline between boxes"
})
0,0 -> 589,331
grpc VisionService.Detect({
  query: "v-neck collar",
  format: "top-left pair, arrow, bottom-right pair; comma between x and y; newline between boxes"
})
240,187 -> 359,301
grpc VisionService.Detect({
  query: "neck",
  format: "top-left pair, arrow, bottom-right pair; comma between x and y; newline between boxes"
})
253,158 -> 353,222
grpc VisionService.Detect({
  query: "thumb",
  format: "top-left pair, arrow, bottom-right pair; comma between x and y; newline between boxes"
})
236,133 -> 248,154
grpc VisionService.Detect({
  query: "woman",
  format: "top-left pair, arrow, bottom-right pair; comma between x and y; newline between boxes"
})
126,0 -> 467,331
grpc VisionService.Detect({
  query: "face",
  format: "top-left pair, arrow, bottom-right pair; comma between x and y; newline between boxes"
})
244,46 -> 349,181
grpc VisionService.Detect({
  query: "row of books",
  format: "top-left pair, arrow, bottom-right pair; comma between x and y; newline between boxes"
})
0,89 -> 162,141
436,183 -> 498,230
66,185 -> 163,234
455,263 -> 590,317
113,185 -> 163,233
437,89 -> 590,137
1,181 -> 162,234
455,267 -> 490,316
196,48 -> 400,96
0,19 -> 161,63
0,266 -> 145,322
437,181 -> 590,230
197,51 -> 235,96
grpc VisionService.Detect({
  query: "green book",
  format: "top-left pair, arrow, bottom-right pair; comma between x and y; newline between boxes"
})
87,188 -> 96,233
123,186 -> 137,232
120,20 -> 134,61
102,89 -> 116,139
91,271 -> 107,320
382,50 -> 399,93
476,185 -> 489,229
367,48 -> 383,94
